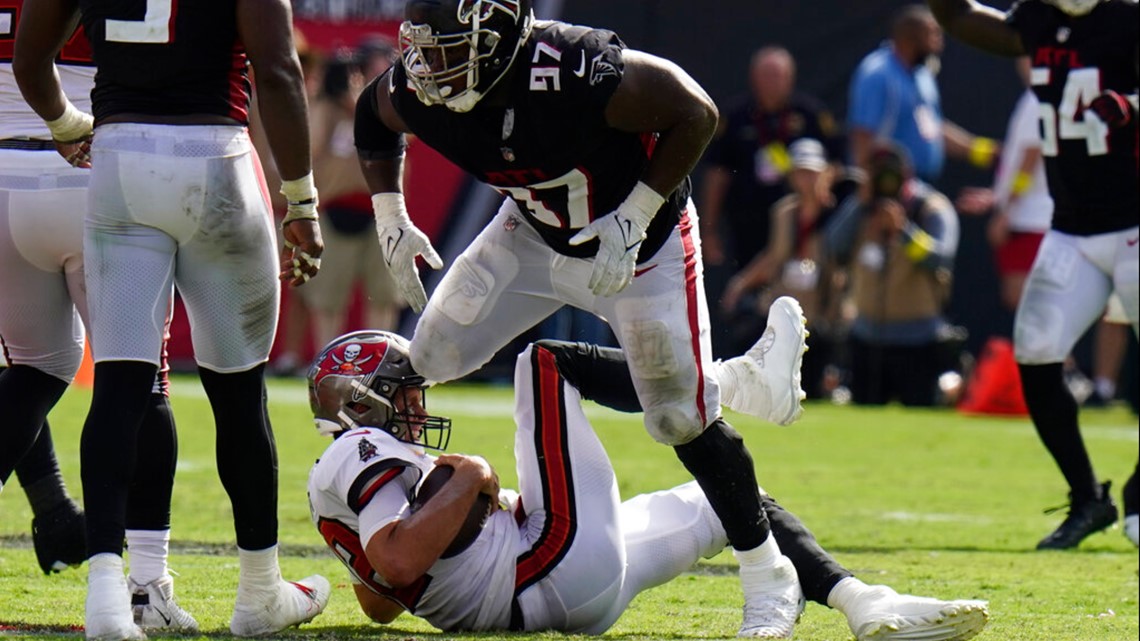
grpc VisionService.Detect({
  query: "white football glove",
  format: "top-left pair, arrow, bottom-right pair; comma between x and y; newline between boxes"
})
373,193 -> 443,313
569,181 -> 666,297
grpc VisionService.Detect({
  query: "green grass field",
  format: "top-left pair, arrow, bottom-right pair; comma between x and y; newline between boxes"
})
1,375 -> 1136,641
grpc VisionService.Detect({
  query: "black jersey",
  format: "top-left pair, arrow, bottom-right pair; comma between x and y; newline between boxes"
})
388,21 -> 687,262
1006,0 -> 1138,235
77,0 -> 250,124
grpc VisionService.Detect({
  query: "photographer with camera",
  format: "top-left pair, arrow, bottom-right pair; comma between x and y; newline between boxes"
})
824,144 -> 960,406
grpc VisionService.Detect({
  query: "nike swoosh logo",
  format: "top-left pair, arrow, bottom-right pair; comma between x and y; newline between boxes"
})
633,264 -> 658,278
573,51 -> 586,78
384,228 -> 404,265
156,609 -> 172,626
290,582 -> 320,613
1128,237 -> 1139,247
619,217 -> 640,251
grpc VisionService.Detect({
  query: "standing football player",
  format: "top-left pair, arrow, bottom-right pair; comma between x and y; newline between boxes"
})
14,0 -> 331,638
0,4 -> 198,632
927,0 -> 1138,548
355,1 -> 807,636
306,328 -> 990,640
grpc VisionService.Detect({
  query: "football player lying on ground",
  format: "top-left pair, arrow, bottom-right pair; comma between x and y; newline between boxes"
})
305,327 -> 990,640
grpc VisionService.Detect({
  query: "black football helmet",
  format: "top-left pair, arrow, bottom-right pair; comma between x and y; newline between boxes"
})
400,0 -> 534,112
307,330 -> 451,449
1041,0 -> 1102,15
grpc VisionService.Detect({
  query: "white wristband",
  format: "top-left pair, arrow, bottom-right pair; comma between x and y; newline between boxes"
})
372,192 -> 409,222
621,181 -> 667,228
45,101 -> 94,142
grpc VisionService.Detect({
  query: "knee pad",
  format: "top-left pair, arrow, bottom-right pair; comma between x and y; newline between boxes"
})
409,326 -> 466,384
644,402 -> 705,446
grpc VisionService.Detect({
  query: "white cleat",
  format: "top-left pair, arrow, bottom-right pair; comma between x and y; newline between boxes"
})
1125,514 -> 1139,547
130,575 -> 199,633
86,555 -> 147,641
230,575 -> 331,637
845,585 -> 989,641
718,296 -> 808,426
737,554 -> 804,638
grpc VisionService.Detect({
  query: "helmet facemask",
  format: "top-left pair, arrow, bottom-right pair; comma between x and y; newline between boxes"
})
400,0 -> 533,112
1042,0 -> 1102,16
308,330 -> 451,450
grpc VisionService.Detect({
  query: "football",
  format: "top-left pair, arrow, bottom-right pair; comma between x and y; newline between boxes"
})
410,464 -> 494,558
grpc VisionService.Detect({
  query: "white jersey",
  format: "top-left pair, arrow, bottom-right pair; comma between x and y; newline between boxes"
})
307,427 -> 520,631
1,52 -> 93,139
993,90 -> 1052,233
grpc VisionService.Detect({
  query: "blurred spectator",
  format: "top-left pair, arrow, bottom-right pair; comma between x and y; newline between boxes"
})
719,139 -> 855,398
956,56 -> 1050,313
699,46 -> 841,357
302,38 -> 405,348
824,144 -> 960,406
848,5 -> 998,187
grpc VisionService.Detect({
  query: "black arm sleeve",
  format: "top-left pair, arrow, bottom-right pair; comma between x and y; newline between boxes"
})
354,71 -> 406,161
532,340 -> 642,413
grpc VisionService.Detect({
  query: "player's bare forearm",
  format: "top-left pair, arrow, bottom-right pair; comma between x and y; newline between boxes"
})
12,0 -> 80,122
605,50 -> 718,198
356,79 -> 411,195
364,460 -> 489,587
238,0 -> 312,180
359,156 -> 405,195
926,0 -> 1024,57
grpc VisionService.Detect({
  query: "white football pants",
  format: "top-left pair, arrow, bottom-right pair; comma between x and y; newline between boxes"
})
0,149 -> 88,381
512,343 -> 727,634
414,197 -> 720,446
1015,227 -> 1140,364
86,124 -> 279,372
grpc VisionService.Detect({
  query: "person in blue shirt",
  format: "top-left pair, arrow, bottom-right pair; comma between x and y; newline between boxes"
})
848,5 -> 998,185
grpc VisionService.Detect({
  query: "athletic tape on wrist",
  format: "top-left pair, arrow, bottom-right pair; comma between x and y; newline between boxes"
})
45,102 -> 94,142
281,173 -> 319,224
622,181 -> 667,228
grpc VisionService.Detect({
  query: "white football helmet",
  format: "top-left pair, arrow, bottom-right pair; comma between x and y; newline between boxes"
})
1041,0 -> 1102,16
307,330 -> 451,449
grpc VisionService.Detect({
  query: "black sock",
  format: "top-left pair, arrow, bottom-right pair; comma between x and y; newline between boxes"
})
674,419 -> 769,550
0,365 -> 69,484
1124,462 -> 1139,516
126,394 -> 177,531
1019,363 -> 1100,502
763,496 -> 852,606
81,361 -> 159,556
199,364 -> 278,550
16,421 -> 77,518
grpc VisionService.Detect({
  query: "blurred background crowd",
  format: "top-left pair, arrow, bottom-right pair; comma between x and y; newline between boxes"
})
161,0 -> 1135,415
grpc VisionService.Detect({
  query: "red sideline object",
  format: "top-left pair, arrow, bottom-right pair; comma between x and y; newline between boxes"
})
958,337 -> 1029,416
